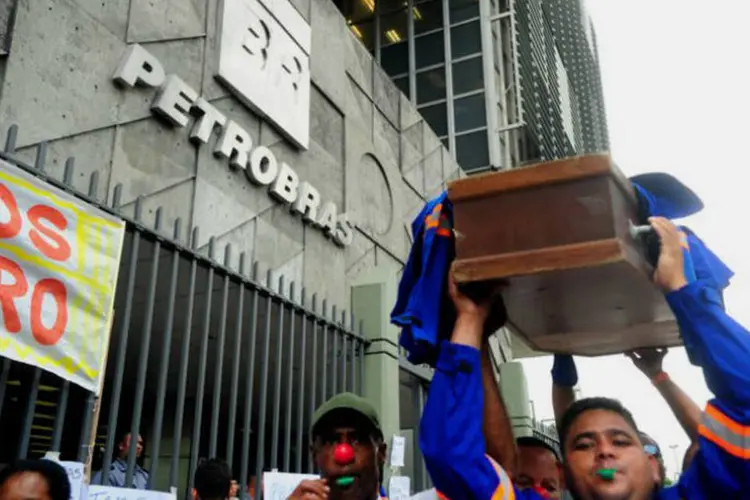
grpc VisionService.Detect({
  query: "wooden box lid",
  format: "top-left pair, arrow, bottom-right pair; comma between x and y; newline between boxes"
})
448,154 -> 680,356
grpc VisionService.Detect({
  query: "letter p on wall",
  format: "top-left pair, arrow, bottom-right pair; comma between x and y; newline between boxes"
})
113,44 -> 166,88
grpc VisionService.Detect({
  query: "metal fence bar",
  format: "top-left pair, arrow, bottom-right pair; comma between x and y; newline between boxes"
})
226,253 -> 247,469
0,357 -> 11,421
358,322 -> 366,395
418,383 -> 428,491
254,271 -> 275,500
307,294 -> 319,474
100,201 -> 142,484
209,246 -> 232,458
270,276 -> 286,469
331,305 -> 339,395
321,300 -> 329,402
282,282 -> 297,471
341,311 -> 348,393
187,238 -> 217,498
126,209 -> 163,487
240,262 -> 261,499
18,367 -> 42,458
349,313 -> 356,392
149,218 -> 182,484
77,392 -> 96,462
169,228 -> 199,488
294,288 -> 308,473
51,380 -> 70,450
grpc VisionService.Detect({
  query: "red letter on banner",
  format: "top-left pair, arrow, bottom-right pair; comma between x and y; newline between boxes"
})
28,205 -> 71,262
0,183 -> 22,239
0,255 -> 28,332
30,279 -> 67,346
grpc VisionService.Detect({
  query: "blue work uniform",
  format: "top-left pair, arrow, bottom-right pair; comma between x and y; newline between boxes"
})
391,191 -> 456,366
420,280 -> 750,499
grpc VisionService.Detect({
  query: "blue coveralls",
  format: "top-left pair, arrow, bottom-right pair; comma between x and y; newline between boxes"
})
419,280 -> 750,498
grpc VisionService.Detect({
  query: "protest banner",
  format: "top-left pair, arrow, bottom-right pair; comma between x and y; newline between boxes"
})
0,158 -> 125,392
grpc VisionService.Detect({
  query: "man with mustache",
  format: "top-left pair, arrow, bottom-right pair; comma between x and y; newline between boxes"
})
420,217 -> 750,499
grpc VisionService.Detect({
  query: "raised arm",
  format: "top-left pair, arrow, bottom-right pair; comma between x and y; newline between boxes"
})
649,217 -> 750,496
626,348 -> 702,442
551,355 -> 577,426
482,343 -> 517,477
420,276 -> 541,500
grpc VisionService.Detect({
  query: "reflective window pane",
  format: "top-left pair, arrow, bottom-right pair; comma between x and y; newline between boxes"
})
394,76 -> 410,97
413,0 -> 443,34
381,41 -> 409,75
349,20 -> 375,52
454,93 -> 486,132
449,0 -> 479,23
456,131 -> 489,171
451,21 -> 481,58
349,0 -> 376,23
419,102 -> 448,137
417,67 -> 447,104
452,56 -> 483,94
416,31 -> 445,68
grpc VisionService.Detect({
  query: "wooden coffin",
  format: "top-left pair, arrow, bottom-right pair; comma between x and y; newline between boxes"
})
448,154 -> 681,357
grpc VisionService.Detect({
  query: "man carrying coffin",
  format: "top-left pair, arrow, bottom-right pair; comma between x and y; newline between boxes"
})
420,217 -> 750,499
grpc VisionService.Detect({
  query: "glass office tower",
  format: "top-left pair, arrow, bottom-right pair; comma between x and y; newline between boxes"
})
333,0 -> 609,172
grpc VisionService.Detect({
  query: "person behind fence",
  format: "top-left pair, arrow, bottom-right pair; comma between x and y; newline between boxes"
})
91,431 -> 150,489
192,458 -> 232,500
420,216 -> 750,499
0,459 -> 70,500
288,393 -> 387,500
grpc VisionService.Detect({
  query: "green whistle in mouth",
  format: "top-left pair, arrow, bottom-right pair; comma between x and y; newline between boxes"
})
336,476 -> 355,487
596,469 -> 616,481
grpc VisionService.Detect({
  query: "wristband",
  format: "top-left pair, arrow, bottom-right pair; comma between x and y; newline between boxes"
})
651,371 -> 670,385
551,354 -> 578,387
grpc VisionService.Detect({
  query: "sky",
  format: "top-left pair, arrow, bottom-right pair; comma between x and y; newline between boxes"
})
518,0 -> 750,479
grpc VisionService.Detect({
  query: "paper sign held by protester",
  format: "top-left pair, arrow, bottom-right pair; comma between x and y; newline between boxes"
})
388,476 -> 410,500
0,159 -> 125,392
263,471 -> 319,500
60,461 -> 84,500
390,435 -> 406,467
86,485 -> 176,500
410,489 -> 439,500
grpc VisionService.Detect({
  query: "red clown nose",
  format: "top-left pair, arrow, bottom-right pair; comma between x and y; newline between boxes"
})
333,443 -> 355,465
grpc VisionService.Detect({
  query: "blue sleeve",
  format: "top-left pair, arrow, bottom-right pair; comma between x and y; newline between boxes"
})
666,281 -> 750,497
419,341 -> 542,500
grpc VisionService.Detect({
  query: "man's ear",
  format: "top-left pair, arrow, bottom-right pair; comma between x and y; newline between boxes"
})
647,456 -> 660,483
556,462 -> 566,489
191,488 -> 198,500
377,440 -> 388,467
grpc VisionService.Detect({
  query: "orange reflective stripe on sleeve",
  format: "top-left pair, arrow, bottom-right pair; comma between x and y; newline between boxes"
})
698,403 -> 750,459
487,455 -> 516,500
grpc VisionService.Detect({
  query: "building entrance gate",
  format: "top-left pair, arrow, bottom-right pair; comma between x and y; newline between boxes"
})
0,125 -> 369,498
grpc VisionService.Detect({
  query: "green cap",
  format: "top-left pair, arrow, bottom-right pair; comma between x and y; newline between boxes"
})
311,392 -> 382,438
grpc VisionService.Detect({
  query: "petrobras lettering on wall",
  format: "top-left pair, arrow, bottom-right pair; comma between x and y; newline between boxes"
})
216,0 -> 311,150
112,44 -> 355,247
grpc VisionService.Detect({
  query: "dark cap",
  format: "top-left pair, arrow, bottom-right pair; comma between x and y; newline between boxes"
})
311,392 -> 382,438
630,172 -> 704,219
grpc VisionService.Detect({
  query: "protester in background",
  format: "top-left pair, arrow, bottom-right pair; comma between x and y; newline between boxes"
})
229,479 -> 239,500
0,459 -> 70,500
91,431 -> 150,489
638,432 -> 666,485
193,459 -> 232,500
420,217 -> 750,498
288,393 -> 387,500
513,437 -> 563,498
